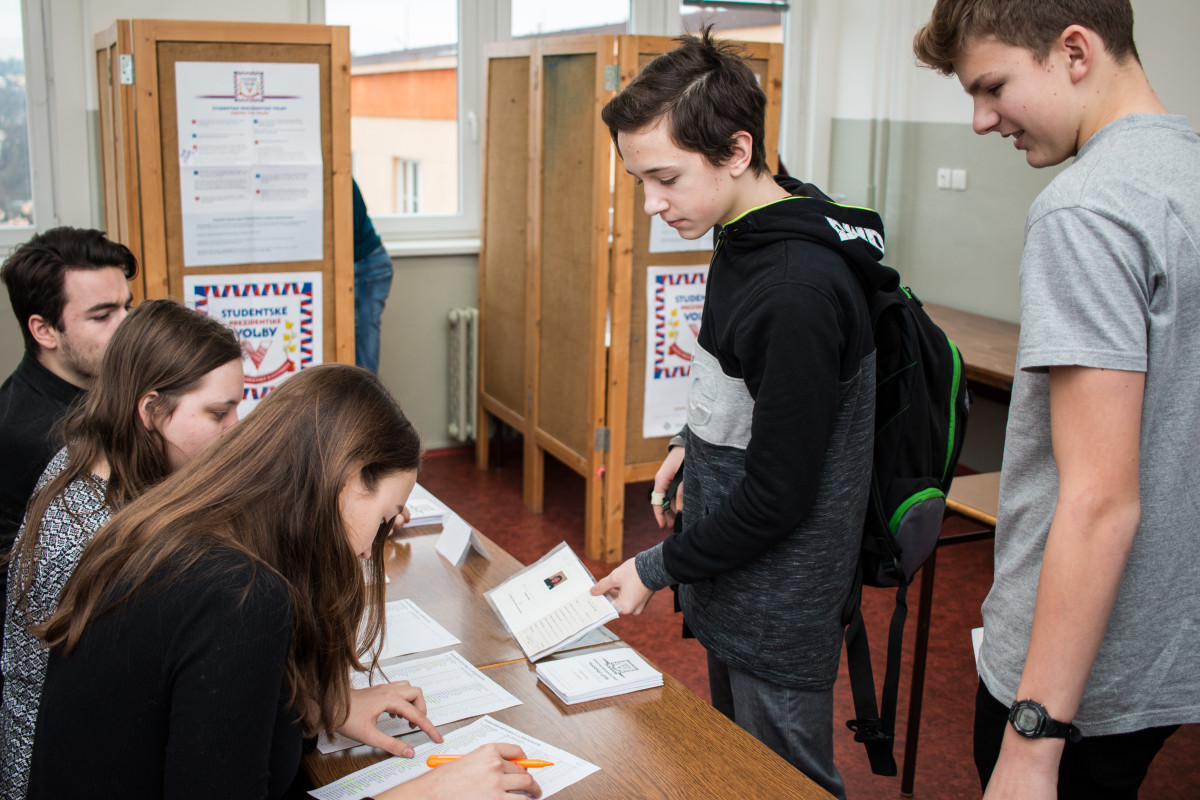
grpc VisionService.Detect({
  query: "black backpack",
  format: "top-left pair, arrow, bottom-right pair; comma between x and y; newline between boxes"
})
842,280 -> 970,776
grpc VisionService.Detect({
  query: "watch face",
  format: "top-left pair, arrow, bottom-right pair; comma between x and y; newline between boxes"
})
1013,704 -> 1042,735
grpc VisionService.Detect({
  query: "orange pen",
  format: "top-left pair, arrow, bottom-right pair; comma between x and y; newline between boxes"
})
426,754 -> 554,769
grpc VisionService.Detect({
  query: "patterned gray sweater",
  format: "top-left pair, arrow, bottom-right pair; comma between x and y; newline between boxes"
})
0,449 -> 111,800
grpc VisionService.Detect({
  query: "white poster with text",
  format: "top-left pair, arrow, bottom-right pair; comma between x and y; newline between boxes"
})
175,62 -> 323,266
643,264 -> 708,438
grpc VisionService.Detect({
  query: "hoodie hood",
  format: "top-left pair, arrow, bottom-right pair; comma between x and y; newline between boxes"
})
719,175 -> 899,294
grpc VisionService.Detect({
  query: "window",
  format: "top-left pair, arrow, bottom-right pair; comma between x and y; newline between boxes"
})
0,0 -> 34,228
322,0 -> 477,242
394,157 -> 421,215
512,1 -> 630,38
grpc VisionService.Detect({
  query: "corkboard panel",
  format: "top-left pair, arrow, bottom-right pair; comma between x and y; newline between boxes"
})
536,52 -> 599,457
481,55 -> 531,418
154,42 -> 336,359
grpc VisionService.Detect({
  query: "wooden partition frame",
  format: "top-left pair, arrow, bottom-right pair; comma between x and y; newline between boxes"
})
478,35 -> 783,562
93,20 -> 353,363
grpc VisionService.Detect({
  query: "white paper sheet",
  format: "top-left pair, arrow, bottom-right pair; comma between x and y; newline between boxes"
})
309,716 -> 600,800
435,512 -> 488,567
402,483 -> 450,527
374,599 -> 460,660
316,651 -> 521,753
484,543 -> 617,661
175,62 -> 323,266
972,626 -> 984,669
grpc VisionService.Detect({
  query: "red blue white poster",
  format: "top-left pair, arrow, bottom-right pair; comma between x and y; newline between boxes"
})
643,264 -> 708,438
184,271 -> 323,417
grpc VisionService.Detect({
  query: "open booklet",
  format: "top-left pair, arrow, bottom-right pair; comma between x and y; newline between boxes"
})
484,542 -> 618,662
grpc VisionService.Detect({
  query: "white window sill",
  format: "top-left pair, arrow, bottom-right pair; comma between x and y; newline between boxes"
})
384,237 -> 481,259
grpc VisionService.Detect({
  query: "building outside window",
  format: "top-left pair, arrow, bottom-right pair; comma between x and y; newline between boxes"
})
0,0 -> 34,228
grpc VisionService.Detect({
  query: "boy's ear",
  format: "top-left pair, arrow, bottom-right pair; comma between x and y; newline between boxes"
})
27,314 -> 59,352
726,131 -> 755,178
1060,24 -> 1095,84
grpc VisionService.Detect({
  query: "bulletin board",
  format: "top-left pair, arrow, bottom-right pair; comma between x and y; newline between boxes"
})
93,20 -> 353,366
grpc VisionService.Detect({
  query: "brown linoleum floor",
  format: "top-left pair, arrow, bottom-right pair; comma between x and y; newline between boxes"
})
417,444 -> 1199,799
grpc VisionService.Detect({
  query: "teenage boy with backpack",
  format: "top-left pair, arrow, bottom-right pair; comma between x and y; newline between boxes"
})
590,27 -> 897,798
914,2 -> 1200,797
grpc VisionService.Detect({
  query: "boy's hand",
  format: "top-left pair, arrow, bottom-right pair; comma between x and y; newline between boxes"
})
981,729 -> 1061,800
591,558 -> 654,615
651,446 -> 685,529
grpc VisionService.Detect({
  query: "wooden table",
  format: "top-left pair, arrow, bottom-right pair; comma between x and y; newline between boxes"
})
306,651 -> 834,800
924,302 -> 1019,394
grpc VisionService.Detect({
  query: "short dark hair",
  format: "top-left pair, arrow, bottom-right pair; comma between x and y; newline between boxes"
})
914,0 -> 1139,76
602,25 -> 770,176
1,227 -> 139,354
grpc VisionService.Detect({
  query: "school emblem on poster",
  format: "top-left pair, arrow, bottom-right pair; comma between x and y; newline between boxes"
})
234,71 -> 264,102
184,271 -> 324,417
643,265 -> 709,438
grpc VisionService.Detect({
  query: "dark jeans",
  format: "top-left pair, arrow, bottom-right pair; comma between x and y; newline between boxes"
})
974,680 -> 1178,799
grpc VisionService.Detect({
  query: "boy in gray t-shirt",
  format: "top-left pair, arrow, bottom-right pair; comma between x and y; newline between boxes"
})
915,2 -> 1200,798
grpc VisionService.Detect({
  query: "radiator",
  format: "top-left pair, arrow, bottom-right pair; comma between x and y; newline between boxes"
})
447,306 -> 479,442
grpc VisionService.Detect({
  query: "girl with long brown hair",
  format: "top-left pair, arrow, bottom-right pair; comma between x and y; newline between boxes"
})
25,363 -> 541,800
1,298 -> 244,800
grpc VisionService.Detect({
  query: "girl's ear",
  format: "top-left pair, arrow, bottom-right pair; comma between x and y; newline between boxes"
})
137,391 -> 161,432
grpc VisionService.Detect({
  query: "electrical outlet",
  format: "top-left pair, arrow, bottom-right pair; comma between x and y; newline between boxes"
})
936,167 -> 951,190
951,168 -> 968,191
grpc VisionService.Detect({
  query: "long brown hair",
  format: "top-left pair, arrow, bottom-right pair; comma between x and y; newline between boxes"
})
10,298 -> 242,622
38,363 -> 422,737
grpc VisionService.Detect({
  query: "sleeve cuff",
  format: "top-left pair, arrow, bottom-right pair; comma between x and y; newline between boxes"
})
635,544 -> 674,591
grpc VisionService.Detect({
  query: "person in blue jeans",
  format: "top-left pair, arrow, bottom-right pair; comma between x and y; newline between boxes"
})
353,179 -> 393,374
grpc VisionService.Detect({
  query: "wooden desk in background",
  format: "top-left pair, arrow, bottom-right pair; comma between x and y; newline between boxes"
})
924,302 -> 1019,395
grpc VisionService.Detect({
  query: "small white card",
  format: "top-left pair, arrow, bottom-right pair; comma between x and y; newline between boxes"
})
972,626 -> 984,670
435,512 -> 488,567
373,599 -> 460,660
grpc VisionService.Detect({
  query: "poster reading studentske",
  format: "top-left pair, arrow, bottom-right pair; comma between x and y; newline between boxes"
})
185,272 -> 323,417
175,62 -> 323,267
643,264 -> 709,439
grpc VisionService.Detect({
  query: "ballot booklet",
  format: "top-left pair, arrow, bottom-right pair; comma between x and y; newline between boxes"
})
402,483 -> 451,528
535,646 -> 663,705
484,542 -> 618,662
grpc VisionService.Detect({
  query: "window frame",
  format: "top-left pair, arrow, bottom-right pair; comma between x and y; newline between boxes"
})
0,0 -> 58,253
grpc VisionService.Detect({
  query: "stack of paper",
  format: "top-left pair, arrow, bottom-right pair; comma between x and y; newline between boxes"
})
535,647 -> 662,705
403,483 -> 451,528
484,542 -> 618,662
317,650 -> 521,753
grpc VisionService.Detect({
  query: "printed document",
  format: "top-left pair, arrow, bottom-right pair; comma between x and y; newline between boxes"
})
373,598 -> 460,660
535,646 -> 662,705
316,651 -> 521,753
403,483 -> 450,528
309,715 -> 600,799
484,543 -> 617,661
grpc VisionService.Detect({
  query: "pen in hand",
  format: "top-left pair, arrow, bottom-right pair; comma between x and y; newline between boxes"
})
425,754 -> 554,768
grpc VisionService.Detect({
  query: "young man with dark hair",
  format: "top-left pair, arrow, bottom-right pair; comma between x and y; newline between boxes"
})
914,1 -> 1200,797
0,227 -> 137,638
591,28 -> 896,798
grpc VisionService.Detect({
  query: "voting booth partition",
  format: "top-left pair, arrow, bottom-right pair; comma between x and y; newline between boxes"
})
477,35 -> 782,563
93,19 -> 355,372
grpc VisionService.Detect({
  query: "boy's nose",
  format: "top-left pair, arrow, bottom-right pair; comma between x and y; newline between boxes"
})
643,189 -> 668,216
972,100 -> 1000,135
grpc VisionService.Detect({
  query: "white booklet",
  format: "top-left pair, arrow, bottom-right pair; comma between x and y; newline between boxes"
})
403,483 -> 451,528
317,650 -> 522,753
535,646 -> 662,705
308,715 -> 600,800
484,542 -> 618,662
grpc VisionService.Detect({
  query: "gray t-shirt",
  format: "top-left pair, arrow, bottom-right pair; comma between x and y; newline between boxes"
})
979,114 -> 1200,736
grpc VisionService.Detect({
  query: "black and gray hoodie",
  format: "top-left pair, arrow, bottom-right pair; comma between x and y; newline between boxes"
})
634,177 -> 898,689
